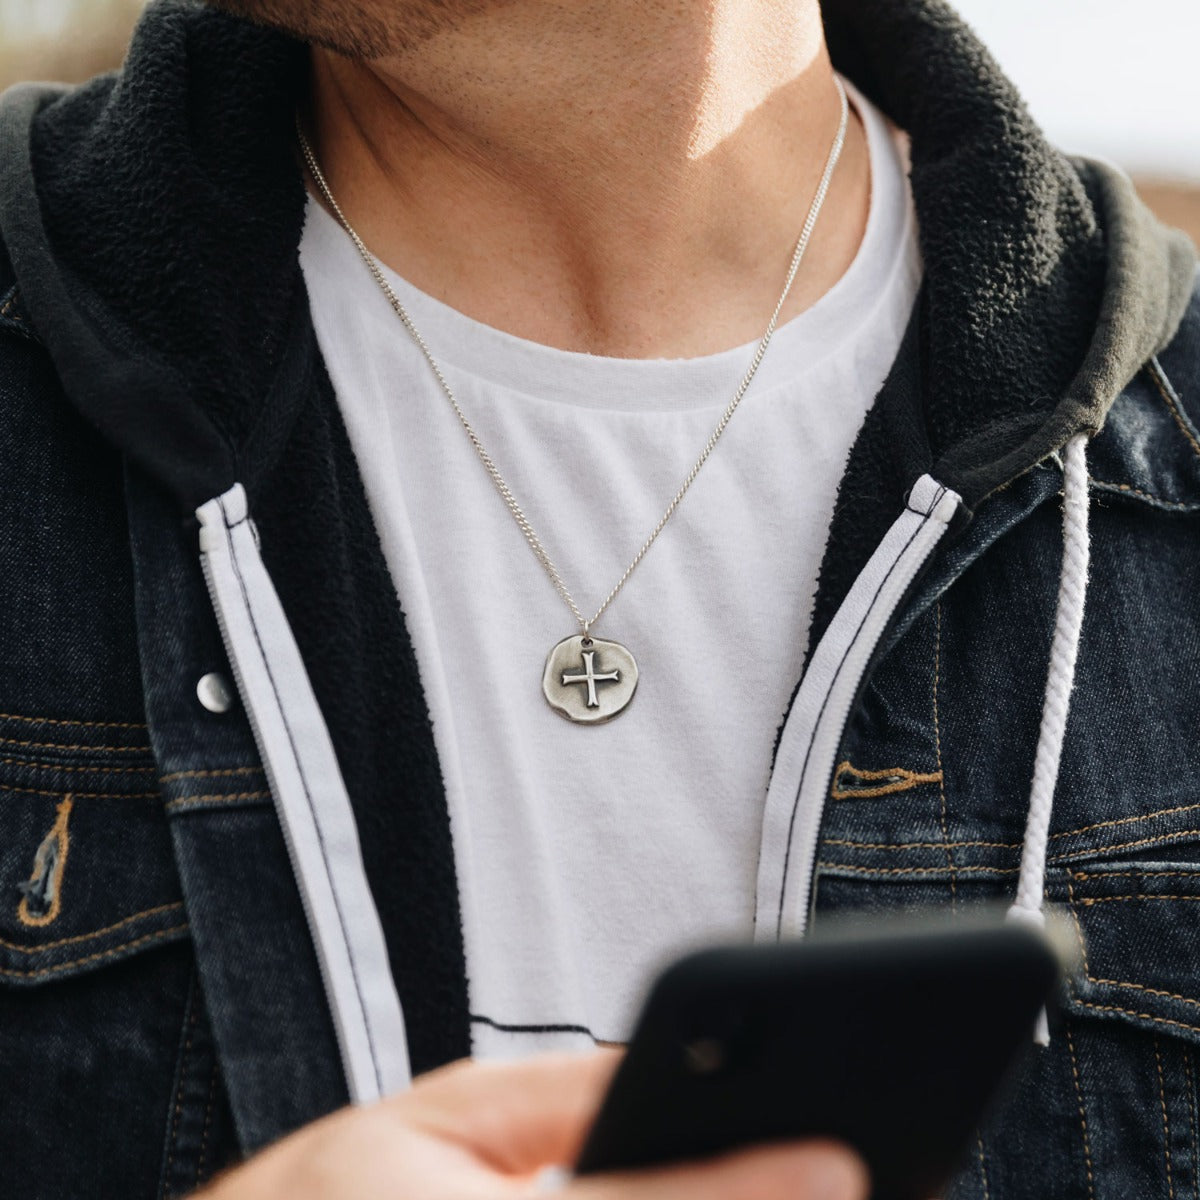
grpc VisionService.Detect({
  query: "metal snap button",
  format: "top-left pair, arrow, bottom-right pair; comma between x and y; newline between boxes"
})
196,671 -> 234,714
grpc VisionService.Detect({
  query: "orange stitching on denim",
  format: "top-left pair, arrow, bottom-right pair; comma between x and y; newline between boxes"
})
0,780 -> 159,799
814,861 -> 1018,877
821,832 -> 1200,861
1066,1022 -> 1096,1199
829,762 -> 943,800
1053,830 -> 1200,863
0,900 -> 185,953
0,712 -> 147,730
825,801 -> 1200,859
167,984 -> 199,1191
165,791 -> 271,812
821,837 -> 1020,851
159,767 -> 264,783
1070,869 -> 1200,881
1085,976 -> 1200,1012
1072,1000 -> 1200,1038
975,1133 -> 991,1200
1185,1051 -> 1200,1191
197,1059 -> 218,1187
16,797 -> 73,928
1053,802 -> 1200,842
1089,478 -> 1199,511
0,924 -> 188,978
1149,359 -> 1200,463
933,601 -> 957,903
1157,1034 -> 1179,1200
1067,878 -> 1092,974
824,801 -> 1200,856
0,757 -> 156,775
0,735 -> 151,754
1069,877 -> 1200,1015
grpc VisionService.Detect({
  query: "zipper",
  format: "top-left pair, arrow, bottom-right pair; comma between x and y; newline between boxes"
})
754,476 -> 962,942
195,517 -> 339,1020
196,484 -> 412,1102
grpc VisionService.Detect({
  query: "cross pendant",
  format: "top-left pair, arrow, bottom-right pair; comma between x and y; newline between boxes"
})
543,634 -> 639,724
561,649 -> 621,708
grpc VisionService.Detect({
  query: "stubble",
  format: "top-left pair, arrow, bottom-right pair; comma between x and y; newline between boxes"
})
201,0 -> 494,57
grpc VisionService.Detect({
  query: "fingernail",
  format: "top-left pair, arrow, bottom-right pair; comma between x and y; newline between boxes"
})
534,1165 -> 573,1192
798,1146 -> 869,1200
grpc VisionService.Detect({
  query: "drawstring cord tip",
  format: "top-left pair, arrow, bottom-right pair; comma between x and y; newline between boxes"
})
1006,903 -> 1052,1047
1033,1006 -> 1051,1047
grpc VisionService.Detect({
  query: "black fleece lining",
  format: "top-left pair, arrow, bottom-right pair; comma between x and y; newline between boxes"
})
255,360 -> 472,1075
26,10 -> 311,496
0,84 -> 236,507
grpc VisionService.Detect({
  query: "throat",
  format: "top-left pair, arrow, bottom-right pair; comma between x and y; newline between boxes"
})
305,0 -> 871,357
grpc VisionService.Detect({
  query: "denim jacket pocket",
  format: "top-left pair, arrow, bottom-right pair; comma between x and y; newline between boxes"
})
0,723 -> 187,982
1019,854 -> 1200,1200
1057,858 -> 1200,1045
812,839 -> 1200,1198
0,713 -> 233,1200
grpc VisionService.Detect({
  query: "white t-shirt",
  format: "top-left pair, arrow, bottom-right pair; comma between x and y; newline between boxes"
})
300,83 -> 921,1058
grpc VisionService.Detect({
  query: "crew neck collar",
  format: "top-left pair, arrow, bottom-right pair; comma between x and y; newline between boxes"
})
302,79 -> 917,414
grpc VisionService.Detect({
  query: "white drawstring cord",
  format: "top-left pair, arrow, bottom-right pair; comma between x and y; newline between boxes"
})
1006,433 -> 1091,1045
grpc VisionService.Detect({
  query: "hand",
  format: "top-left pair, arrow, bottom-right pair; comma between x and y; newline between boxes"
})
199,1051 -> 869,1200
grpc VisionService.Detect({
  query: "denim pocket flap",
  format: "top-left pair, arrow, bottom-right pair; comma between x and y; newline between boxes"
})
0,727 -> 188,986
1059,861 -> 1200,1044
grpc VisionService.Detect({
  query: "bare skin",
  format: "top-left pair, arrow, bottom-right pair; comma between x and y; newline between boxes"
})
199,1052 -> 870,1200
217,0 -> 869,357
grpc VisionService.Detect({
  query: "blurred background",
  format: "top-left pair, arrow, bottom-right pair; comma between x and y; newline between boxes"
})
0,0 -> 1197,241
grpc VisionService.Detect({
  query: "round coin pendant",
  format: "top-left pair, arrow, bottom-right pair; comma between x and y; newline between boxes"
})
543,634 -> 638,724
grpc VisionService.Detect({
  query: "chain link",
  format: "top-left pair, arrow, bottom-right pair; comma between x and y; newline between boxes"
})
297,76 -> 848,637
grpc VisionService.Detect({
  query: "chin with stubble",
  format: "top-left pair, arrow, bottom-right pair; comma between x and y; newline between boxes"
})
201,0 -> 496,56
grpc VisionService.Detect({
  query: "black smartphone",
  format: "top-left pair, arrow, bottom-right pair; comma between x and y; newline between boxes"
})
575,919 -> 1061,1200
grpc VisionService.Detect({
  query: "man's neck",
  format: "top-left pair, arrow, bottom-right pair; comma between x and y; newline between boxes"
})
307,0 -> 870,358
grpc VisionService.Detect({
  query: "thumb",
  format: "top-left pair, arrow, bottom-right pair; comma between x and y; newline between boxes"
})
396,1051 -> 622,1174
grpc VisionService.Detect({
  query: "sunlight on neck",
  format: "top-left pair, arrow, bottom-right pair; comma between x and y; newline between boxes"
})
686,0 -> 824,161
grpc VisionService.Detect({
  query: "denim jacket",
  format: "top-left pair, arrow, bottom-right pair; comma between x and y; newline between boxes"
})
0,0 -> 1198,1196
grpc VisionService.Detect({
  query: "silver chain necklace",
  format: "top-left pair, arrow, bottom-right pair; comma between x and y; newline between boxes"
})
298,77 -> 848,724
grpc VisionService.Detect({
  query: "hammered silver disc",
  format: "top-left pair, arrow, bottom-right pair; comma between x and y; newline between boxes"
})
543,635 -> 638,724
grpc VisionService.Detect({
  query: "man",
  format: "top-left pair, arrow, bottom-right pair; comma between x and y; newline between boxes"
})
0,0 -> 1196,1195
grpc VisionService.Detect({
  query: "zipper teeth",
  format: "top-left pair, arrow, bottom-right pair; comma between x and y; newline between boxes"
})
797,675 -> 873,937
197,525 -> 364,1101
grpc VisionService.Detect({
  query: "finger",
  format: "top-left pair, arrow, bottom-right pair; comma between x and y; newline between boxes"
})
398,1051 -> 622,1174
568,1141 -> 869,1200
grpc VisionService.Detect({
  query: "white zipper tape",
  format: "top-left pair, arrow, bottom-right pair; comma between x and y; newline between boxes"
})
755,475 -> 961,942
197,483 -> 412,1102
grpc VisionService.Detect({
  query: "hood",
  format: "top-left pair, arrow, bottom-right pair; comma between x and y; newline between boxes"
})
0,0 -> 1194,516
0,4 -> 310,510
